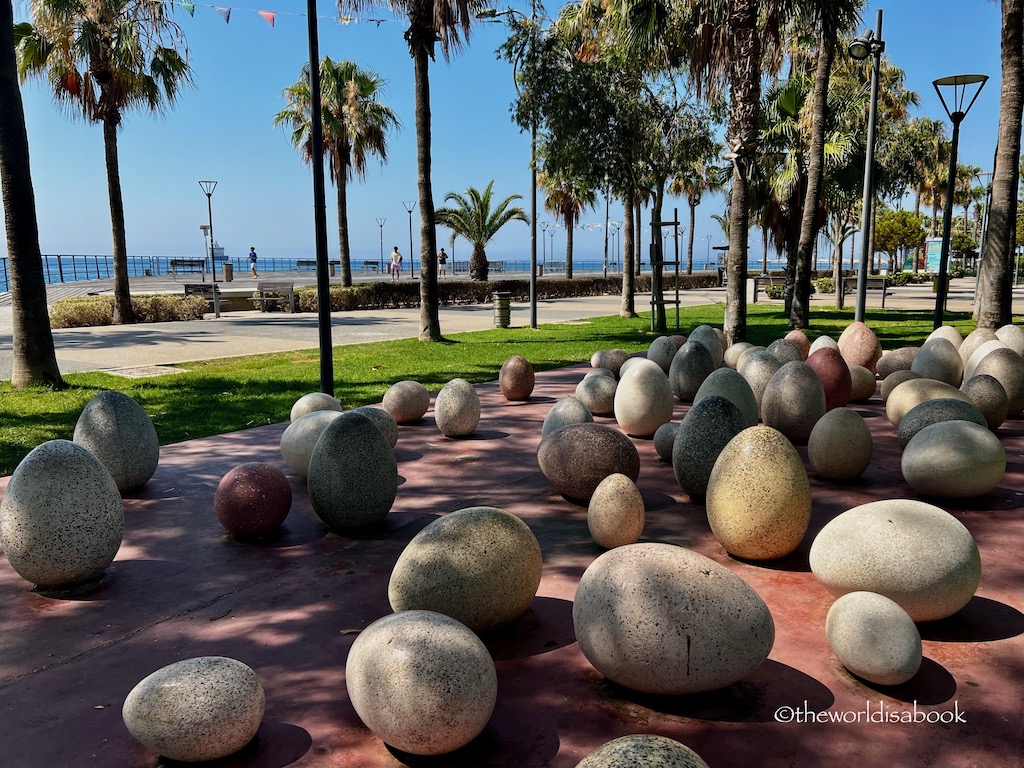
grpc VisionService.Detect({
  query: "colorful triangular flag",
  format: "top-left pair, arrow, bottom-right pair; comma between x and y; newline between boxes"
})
180,2 -> 195,16
215,6 -> 231,23
257,10 -> 275,26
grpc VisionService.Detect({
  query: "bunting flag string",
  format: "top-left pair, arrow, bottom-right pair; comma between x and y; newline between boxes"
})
214,6 -> 231,23
159,0 -> 393,28
181,2 -> 195,16
256,9 -> 274,26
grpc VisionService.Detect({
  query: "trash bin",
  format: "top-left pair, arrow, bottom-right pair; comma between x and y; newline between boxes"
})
717,267 -> 725,287
493,291 -> 511,328
222,262 -> 233,282
537,264 -> 544,277
329,263 -> 336,277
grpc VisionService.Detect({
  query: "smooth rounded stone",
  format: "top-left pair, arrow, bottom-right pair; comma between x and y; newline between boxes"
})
958,327 -> 999,366
538,423 -> 640,502
673,396 -> 748,502
735,344 -> 766,372
903,420 -> 1006,497
886,378 -> 970,427
669,334 -> 688,351
996,323 -> 1024,355
434,378 -> 481,437
619,356 -> 662,379
738,350 -> 782,416
669,341 -> 716,402
123,657 -> 265,763
706,426 -> 811,560
389,506 -> 542,632
308,412 -> 397,531
573,543 -> 774,695
809,334 -> 839,355
972,347 -> 1024,416
766,338 -> 803,366
584,367 -> 615,379
723,341 -> 753,369
614,364 -> 673,437
806,347 -> 853,411
687,325 -> 724,368
807,408 -> 873,481
279,410 -> 343,477
591,348 -> 630,377
838,321 -> 883,373
382,380 -> 431,424
897,399 -> 987,449
346,611 -> 496,756
961,374 -> 1009,431
0,440 -> 123,589
499,354 -> 535,401
289,391 -> 343,422
809,499 -> 981,621
541,397 -> 594,438
876,346 -> 919,379
761,361 -> 826,444
350,406 -> 399,449
575,735 -> 710,768
826,592 -> 922,686
881,370 -> 923,403
912,337 -> 964,387
73,391 -> 159,492
653,422 -> 679,462
693,368 -> 759,428
647,336 -> 678,373
214,463 -> 292,537
784,329 -> 811,359
927,325 -> 963,350
964,339 -> 1009,382
575,373 -> 618,416
588,474 -> 645,548
848,365 -> 878,403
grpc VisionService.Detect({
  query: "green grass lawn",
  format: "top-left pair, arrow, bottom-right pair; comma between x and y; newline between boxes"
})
0,304 -> 986,477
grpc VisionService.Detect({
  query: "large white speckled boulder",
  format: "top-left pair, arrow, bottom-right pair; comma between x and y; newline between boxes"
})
809,499 -> 981,621
669,341 -> 716,402
706,426 -> 811,560
761,361 -> 826,444
389,506 -> 541,632
961,374 -> 1009,431
876,346 -> 919,379
897,399 -> 986,449
73,390 -> 159,492
885,378 -> 970,428
673,396 -> 748,502
346,610 -> 496,756
911,338 -> 963,386
591,349 -> 631,377
575,735 -> 710,768
964,339 -> 1009,382
123,657 -> 264,763
280,410 -> 344,477
541,397 -> 594,438
996,323 -> 1024,355
902,420 -> 1006,497
693,368 -> 759,428
738,351 -> 782,416
585,367 -> 615,380
838,322 -> 883,373
618,356 -> 656,379
289,391 -> 343,422
807,407 -> 873,481
575,374 -> 618,416
350,406 -> 399,449
766,338 -> 803,366
653,422 -> 679,462
973,347 -> 1024,416
588,473 -> 645,549
382,380 -> 431,424
573,543 -> 774,695
0,440 -> 122,589
958,328 -> 998,366
434,378 -> 481,437
826,592 -> 922,686
809,334 -> 839,355
614,363 -> 673,437
881,370 -> 922,403
499,355 -> 535,401
307,412 -> 397,531
647,336 -> 677,373
927,325 -> 963,350
687,325 -> 724,368
538,423 -> 640,502
724,341 -> 753,369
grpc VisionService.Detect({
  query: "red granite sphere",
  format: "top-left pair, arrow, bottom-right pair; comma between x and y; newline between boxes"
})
806,347 -> 853,411
499,355 -> 536,401
215,463 -> 292,537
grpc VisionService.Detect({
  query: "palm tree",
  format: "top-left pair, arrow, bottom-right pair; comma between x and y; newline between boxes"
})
15,0 -> 191,324
435,181 -> 529,281
953,164 -> 983,235
541,172 -> 596,279
670,156 -> 726,275
275,58 -> 399,288
2,0 -> 63,387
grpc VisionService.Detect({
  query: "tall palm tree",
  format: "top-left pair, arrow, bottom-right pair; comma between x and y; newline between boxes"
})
541,172 -> 596,279
275,58 -> 399,287
15,0 -> 191,324
670,156 -> 726,275
953,164 -> 983,235
2,0 -> 62,387
435,181 -> 528,281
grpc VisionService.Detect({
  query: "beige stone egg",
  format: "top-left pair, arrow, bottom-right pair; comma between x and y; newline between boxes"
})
902,420 -> 1006,498
886,379 -> 970,428
807,407 -> 873,481
838,322 -> 883,373
826,592 -> 922,686
588,473 -> 645,549
848,365 -> 878,402
575,735 -> 711,768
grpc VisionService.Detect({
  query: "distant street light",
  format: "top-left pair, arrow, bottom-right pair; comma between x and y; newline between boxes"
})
610,221 -> 621,271
376,217 -> 386,273
540,221 -> 549,270
402,200 -> 417,279
705,234 -> 712,271
198,181 -> 217,282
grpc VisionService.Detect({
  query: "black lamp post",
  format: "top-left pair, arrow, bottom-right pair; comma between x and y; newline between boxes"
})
198,181 -> 217,282
402,201 -> 416,279
540,221 -> 549,270
376,217 -> 386,273
932,73 -> 988,329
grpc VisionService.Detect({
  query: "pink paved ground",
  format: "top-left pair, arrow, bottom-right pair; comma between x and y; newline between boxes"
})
1,365 -> 1022,768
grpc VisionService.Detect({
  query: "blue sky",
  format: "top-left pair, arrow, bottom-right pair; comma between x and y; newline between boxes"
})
5,0 -> 1007,267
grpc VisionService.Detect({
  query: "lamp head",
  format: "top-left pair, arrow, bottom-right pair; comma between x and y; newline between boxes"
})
848,29 -> 875,60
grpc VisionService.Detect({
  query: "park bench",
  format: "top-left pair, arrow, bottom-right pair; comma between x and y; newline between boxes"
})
840,275 -> 892,308
752,275 -> 778,302
248,280 -> 296,313
170,258 -> 206,281
297,258 -> 344,275
183,283 -> 222,318
489,261 -> 506,274
362,260 -> 379,273
548,261 -> 565,273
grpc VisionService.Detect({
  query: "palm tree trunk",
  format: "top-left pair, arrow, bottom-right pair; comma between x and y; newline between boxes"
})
651,184 -> 666,333
103,114 -> 135,324
410,34 -> 440,341
620,186 -> 636,317
980,0 -> 1023,328
634,199 -> 642,276
1,0 -> 63,388
686,200 -> 696,274
565,213 -> 574,279
337,172 -> 353,287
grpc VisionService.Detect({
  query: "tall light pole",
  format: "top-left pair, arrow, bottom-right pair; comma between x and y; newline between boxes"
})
610,221 -> 621,271
402,200 -> 416,279
541,221 -> 549,270
932,73 -> 988,329
705,234 -> 712,270
198,181 -> 217,282
376,217 -> 386,272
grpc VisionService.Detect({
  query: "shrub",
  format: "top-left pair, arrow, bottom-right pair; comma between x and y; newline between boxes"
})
813,277 -> 837,295
50,294 -> 208,328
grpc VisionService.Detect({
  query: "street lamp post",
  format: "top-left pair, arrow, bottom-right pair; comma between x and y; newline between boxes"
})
932,73 -> 988,329
376,217 -> 386,273
402,200 -> 417,279
705,234 -> 712,270
198,181 -> 217,282
610,221 -> 621,272
541,221 -> 549,270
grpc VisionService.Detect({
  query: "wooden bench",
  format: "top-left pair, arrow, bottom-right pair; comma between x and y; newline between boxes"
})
183,283 -> 221,318
170,258 -> 206,281
362,260 -> 379,273
752,275 -> 777,302
840,276 -> 892,309
295,259 -> 316,272
248,280 -> 296,313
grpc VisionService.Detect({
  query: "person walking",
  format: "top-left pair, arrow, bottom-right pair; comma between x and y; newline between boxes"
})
437,247 -> 448,277
389,246 -> 402,281
247,247 -> 259,278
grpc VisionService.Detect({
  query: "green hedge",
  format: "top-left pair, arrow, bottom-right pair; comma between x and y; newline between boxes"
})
50,294 -> 209,328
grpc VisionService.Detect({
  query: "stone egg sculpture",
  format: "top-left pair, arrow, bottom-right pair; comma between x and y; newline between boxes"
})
214,463 -> 292,538
280,410 -> 343,477
693,367 -> 759,428
897,398 -> 987,449
673,395 -> 747,502
1,440 -> 123,589
848,365 -> 877,402
499,354 -> 535,401
575,373 -> 618,416
435,378 -> 481,437
738,350 -> 782,416
619,356 -> 659,379
123,656 -> 265,763
735,344 -> 766,372
807,407 -> 873,481
838,321 -> 883,373
541,396 -> 594,438
647,335 -> 677,373
575,735 -> 710,768
668,340 -> 716,402
761,361 -> 826,443
307,411 -> 397,531
346,610 -> 497,756
588,473 -> 645,549
706,426 -> 811,560
902,420 -> 1006,498
382,380 -> 431,424
591,348 -> 631,377
585,367 -> 615,380
350,406 -> 399,449
961,374 -> 1009,431
784,329 -> 811,359
73,390 -> 159,492
809,498 -> 981,622
881,370 -> 922,403
614,363 -> 673,437
876,346 -> 919,379
724,341 -> 753,369
886,378 -> 970,428
538,423 -> 640,502
963,339 -> 1009,382
766,338 -> 803,366
973,347 -> 1024,416
809,334 -> 839,355
573,543 -> 774,695
389,506 -> 542,632
826,592 -> 922,686
911,337 -> 963,386
958,327 -> 999,366
806,347 -> 853,411
653,422 -> 679,462
687,325 -> 724,368
669,334 -> 688,351
289,391 -> 343,422
927,325 -> 963,350
996,323 -> 1024,355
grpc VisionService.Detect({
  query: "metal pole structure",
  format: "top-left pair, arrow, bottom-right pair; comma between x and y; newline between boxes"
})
541,221 -> 549,270
198,181 -> 217,282
705,234 -> 712,270
403,201 -> 417,279
603,186 -> 610,280
376,217 -> 386,272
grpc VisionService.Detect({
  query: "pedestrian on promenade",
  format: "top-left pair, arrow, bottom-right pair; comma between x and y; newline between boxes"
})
248,247 -> 259,278
437,248 -> 448,277
390,247 -> 402,281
